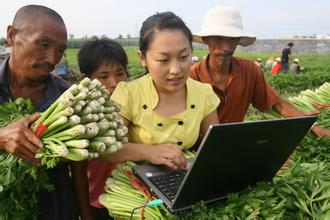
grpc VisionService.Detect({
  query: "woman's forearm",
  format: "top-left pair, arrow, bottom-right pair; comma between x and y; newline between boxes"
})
101,143 -> 150,163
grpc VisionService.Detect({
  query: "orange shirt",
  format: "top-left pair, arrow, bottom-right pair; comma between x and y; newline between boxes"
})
271,62 -> 282,75
190,55 -> 279,123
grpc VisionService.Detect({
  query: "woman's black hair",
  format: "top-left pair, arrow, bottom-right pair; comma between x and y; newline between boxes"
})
78,38 -> 128,77
139,11 -> 193,56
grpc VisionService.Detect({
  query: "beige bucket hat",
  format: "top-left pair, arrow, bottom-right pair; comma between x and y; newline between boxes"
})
193,6 -> 256,46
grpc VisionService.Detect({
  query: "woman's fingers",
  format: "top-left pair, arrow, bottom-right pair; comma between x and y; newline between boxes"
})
148,143 -> 188,169
162,158 -> 179,170
163,147 -> 187,169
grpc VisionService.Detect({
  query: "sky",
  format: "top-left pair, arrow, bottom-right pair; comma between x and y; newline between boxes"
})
1,0 -> 330,39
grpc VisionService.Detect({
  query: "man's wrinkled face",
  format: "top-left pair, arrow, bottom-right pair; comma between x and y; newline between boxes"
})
8,15 -> 67,81
203,36 -> 240,65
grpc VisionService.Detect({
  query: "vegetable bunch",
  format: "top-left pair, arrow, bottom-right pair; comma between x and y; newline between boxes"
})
288,82 -> 330,114
100,162 -> 166,219
99,150 -> 195,219
31,78 -> 128,168
0,98 -> 52,220
265,83 -> 330,162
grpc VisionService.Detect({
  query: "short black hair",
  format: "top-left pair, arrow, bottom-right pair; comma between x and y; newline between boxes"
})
288,42 -> 294,47
78,38 -> 128,77
139,11 -> 193,56
13,5 -> 65,29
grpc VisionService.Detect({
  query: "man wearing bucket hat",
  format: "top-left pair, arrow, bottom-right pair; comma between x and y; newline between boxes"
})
190,6 -> 329,137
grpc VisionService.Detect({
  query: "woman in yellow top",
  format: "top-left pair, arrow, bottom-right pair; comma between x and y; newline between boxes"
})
105,12 -> 220,170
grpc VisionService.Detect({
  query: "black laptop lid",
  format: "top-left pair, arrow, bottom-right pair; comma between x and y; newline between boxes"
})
172,116 -> 316,210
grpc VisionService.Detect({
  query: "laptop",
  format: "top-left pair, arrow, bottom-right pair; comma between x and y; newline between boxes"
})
133,116 -> 317,213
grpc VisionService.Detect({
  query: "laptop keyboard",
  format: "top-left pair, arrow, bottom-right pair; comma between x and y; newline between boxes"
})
148,169 -> 187,201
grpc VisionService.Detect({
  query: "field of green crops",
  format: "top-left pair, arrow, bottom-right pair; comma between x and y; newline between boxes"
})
66,47 -> 330,95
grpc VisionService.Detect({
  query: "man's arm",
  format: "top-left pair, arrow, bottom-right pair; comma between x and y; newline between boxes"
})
0,113 -> 43,164
272,97 -> 330,137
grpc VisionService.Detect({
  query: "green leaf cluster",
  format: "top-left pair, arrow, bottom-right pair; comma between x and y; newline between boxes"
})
0,98 -> 52,220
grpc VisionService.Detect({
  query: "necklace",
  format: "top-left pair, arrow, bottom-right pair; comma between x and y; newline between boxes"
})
209,71 -> 232,104
207,58 -> 233,103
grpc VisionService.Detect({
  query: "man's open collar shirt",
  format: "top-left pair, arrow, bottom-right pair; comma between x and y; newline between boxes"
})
0,57 -> 69,111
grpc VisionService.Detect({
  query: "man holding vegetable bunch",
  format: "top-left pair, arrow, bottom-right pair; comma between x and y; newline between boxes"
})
190,6 -> 330,137
0,5 -> 78,219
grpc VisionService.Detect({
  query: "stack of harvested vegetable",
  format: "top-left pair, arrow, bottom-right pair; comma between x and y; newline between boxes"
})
288,82 -> 330,114
99,150 -> 195,219
32,77 -> 128,168
287,82 -> 330,163
100,162 -> 167,219
0,98 -> 52,220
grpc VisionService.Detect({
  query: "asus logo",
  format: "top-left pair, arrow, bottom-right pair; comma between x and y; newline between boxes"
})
256,139 -> 269,144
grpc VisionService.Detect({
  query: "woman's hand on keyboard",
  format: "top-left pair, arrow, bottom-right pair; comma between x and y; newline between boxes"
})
145,143 -> 187,170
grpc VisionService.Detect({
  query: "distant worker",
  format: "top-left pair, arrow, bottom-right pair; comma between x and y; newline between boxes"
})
281,42 -> 294,72
290,58 -> 303,74
265,56 -> 275,69
271,57 -> 281,75
254,58 -> 263,68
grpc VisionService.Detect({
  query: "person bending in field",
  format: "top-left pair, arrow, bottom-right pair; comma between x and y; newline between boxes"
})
190,6 -> 330,137
290,58 -> 303,74
71,38 -> 129,220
